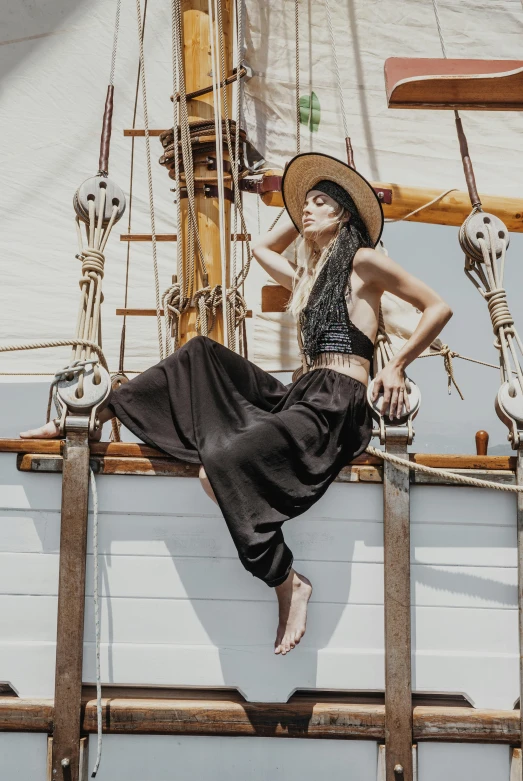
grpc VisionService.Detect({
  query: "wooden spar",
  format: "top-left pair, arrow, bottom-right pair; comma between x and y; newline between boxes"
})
384,58 -> 523,111
518,448 -> 523,761
256,176 -> 523,232
0,696 -> 521,743
177,0 -> 233,346
50,424 -> 91,781
383,427 -> 413,781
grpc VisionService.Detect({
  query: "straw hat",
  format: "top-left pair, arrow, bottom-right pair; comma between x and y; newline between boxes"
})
281,152 -> 384,247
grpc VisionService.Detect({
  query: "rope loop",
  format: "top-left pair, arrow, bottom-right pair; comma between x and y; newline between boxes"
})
438,343 -> 464,399
485,288 -> 514,333
79,248 -> 106,279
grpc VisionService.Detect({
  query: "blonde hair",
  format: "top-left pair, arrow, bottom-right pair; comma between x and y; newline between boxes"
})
287,207 -> 348,320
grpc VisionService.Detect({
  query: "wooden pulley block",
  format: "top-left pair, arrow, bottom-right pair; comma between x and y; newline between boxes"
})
74,174 -> 126,226
111,372 -> 129,391
459,211 -> 509,261
366,377 -> 421,425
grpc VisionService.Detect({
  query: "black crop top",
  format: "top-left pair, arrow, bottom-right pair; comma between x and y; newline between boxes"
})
299,251 -> 375,365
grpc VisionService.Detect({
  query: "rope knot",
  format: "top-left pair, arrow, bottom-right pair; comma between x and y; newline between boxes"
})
437,344 -> 464,400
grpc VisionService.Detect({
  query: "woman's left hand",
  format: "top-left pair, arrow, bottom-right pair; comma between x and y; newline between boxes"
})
371,362 -> 410,420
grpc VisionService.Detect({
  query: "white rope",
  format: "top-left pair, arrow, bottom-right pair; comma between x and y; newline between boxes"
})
214,0 -> 253,351
166,0 -> 185,356
89,468 -> 103,777
109,0 -> 122,87
135,0 -> 164,359
384,188 -> 458,223
0,339 -> 108,367
209,0 -> 229,347
324,0 -> 348,139
295,0 -> 301,154
366,445 -> 523,493
431,0 -> 448,58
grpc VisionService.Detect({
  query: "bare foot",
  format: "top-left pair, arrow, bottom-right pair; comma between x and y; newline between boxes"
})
274,569 -> 313,655
20,421 -> 60,439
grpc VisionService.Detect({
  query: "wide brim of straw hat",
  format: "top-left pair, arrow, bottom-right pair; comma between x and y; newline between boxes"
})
281,152 -> 384,247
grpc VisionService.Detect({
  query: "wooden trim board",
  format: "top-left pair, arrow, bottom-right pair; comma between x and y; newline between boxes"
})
0,697 -> 519,743
0,439 -> 516,474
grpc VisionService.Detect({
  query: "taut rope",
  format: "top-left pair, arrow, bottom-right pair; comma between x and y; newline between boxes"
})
135,0 -> 164,359
366,445 -> 523,493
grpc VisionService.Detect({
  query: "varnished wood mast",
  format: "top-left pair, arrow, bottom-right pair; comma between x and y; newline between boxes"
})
177,0 -> 234,345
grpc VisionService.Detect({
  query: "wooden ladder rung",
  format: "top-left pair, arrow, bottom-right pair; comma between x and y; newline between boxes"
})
120,234 -> 251,242
115,308 -> 252,318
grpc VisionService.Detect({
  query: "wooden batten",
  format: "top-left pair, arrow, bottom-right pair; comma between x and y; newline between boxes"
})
0,696 -> 520,744
385,57 -> 523,111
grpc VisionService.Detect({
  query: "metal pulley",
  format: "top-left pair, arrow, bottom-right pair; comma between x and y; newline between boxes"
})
367,376 -> 421,445
73,174 -> 126,226
55,361 -> 112,437
367,377 -> 421,424
459,210 -> 509,262
496,380 -> 523,448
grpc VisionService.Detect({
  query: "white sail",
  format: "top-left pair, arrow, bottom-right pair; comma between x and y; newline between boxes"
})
242,0 -> 523,194
0,0 -> 522,373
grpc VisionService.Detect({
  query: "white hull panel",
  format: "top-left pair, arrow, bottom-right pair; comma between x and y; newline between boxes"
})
0,733 -> 515,781
0,436 -> 518,705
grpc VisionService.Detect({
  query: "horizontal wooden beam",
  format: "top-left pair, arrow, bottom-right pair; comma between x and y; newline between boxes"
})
15,453 -> 382,481
0,439 -> 516,472
115,308 -> 253,318
120,234 -> 251,242
14,453 -> 519,487
259,179 -> 523,232
385,57 -> 523,111
124,129 -> 164,137
0,696 -> 519,743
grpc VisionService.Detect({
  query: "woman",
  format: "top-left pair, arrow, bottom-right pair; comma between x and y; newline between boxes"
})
21,153 -> 452,656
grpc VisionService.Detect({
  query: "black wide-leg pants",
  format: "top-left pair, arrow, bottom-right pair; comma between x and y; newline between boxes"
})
108,335 -> 372,586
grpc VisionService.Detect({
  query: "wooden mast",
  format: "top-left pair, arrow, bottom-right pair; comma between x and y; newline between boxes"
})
178,0 -> 234,346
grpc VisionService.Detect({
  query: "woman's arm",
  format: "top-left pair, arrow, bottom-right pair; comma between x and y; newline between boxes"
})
251,217 -> 300,291
358,248 -> 453,419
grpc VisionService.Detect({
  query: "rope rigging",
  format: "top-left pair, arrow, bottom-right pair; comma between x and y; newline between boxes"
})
135,0 -> 164,359
430,0 -> 523,447
159,0 -> 251,353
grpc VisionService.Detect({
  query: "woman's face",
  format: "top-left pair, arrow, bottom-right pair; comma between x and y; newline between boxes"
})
302,190 -> 344,239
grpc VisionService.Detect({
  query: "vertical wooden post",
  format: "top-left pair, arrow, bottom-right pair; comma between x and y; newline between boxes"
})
178,0 -> 233,346
517,448 -> 523,767
383,426 -> 413,781
51,423 -> 91,781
